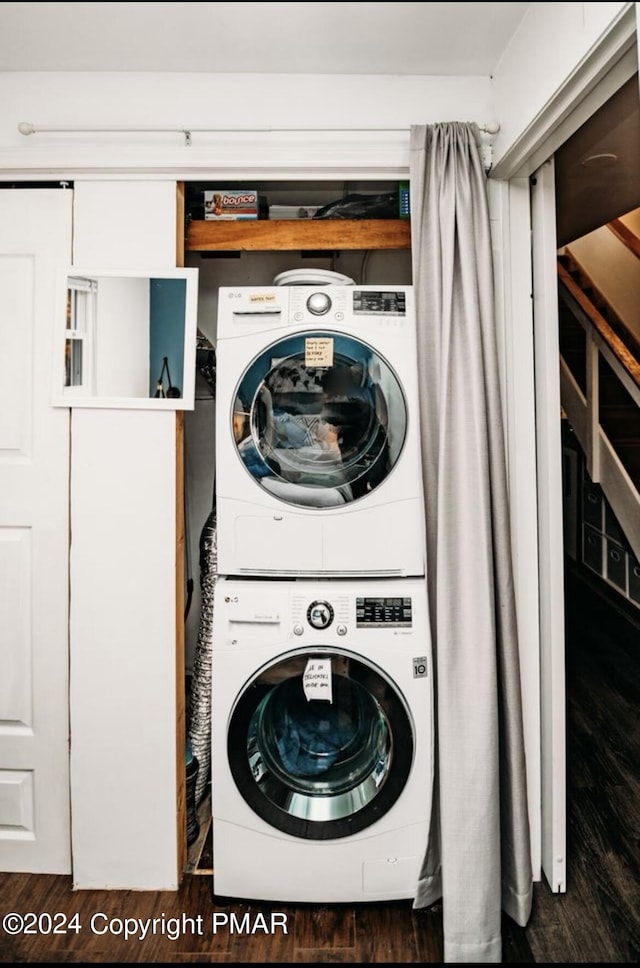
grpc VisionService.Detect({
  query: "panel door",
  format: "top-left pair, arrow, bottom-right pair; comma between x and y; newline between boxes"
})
0,188 -> 73,872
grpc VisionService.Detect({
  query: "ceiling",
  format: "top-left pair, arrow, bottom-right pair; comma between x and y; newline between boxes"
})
554,73 -> 640,246
0,1 -> 530,75
1,1 -> 637,244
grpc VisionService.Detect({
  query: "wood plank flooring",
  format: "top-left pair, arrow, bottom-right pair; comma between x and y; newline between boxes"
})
0,565 -> 637,963
524,565 -> 640,964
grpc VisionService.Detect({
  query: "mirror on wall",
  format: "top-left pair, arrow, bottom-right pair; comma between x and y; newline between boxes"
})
53,266 -> 199,409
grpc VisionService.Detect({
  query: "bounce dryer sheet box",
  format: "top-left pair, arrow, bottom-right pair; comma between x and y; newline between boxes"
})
204,189 -> 258,220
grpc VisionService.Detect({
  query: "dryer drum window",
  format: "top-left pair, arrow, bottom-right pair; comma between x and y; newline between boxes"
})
231,332 -> 408,508
227,648 -> 414,840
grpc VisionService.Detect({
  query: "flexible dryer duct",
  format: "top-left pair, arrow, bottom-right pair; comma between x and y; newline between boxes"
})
187,507 -> 217,805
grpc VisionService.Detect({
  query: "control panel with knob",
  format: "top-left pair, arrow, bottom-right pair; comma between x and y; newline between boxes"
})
306,291 -> 332,316
307,600 -> 334,630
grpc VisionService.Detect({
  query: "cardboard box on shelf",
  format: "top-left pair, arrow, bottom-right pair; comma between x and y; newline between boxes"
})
204,189 -> 258,220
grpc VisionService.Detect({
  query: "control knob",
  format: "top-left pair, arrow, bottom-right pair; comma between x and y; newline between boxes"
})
307,291 -> 332,316
307,600 -> 334,629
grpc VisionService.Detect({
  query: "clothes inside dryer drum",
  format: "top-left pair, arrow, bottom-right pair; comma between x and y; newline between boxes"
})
231,332 -> 407,508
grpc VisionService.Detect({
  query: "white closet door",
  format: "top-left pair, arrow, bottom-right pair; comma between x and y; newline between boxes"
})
69,180 -> 181,890
0,188 -> 72,872
531,159 -> 567,893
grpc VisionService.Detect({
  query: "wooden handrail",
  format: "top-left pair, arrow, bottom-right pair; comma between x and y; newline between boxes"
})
607,218 -> 640,262
558,255 -> 640,561
557,261 -> 640,393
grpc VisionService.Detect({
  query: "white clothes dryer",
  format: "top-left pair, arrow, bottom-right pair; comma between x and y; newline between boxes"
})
211,575 -> 433,903
215,285 -> 425,577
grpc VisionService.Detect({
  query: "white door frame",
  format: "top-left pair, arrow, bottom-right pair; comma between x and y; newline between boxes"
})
493,6 -> 638,892
530,157 -> 567,892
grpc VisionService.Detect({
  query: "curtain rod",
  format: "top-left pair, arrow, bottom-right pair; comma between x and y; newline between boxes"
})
17,120 -> 500,146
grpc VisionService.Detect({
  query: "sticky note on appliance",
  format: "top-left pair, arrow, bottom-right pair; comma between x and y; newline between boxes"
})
305,337 -> 334,368
303,658 -> 333,702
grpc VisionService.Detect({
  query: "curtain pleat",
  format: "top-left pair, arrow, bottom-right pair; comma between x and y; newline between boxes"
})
409,122 -> 533,963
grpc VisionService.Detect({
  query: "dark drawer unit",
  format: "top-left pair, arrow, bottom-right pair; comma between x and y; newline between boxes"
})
629,557 -> 640,607
583,525 -> 604,576
577,458 -> 638,614
604,504 -> 625,545
606,540 -> 627,593
582,480 -> 603,530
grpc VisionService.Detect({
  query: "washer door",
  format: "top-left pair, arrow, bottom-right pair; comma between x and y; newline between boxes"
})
232,332 -> 407,507
227,648 -> 414,840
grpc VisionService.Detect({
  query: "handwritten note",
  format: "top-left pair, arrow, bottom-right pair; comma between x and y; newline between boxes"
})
303,657 -> 333,702
305,337 -> 334,368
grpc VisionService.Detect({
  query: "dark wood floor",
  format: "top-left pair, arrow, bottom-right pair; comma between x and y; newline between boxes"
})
0,565 -> 637,963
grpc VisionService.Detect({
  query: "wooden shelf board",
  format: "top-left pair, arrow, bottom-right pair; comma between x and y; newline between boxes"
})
185,218 -> 411,251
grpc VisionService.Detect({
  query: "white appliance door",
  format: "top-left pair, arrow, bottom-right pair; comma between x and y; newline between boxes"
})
0,188 -> 73,872
227,645 -> 414,839
232,331 -> 407,508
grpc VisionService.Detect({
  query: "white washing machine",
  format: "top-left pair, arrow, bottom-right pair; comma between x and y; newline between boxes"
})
215,285 -> 425,577
211,575 -> 433,903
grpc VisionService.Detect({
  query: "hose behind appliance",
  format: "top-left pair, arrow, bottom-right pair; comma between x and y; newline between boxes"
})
186,336 -> 218,806
186,506 -> 217,805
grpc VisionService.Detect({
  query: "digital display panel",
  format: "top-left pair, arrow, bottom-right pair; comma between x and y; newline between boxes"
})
356,597 -> 412,627
352,290 -> 407,316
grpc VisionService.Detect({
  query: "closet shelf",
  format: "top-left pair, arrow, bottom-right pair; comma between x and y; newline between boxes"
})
185,218 -> 411,251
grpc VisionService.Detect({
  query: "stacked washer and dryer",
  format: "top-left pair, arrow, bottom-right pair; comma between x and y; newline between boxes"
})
211,276 -> 433,903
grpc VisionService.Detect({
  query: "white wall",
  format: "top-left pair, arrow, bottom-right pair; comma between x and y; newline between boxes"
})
491,1 -> 634,175
0,72 -> 493,176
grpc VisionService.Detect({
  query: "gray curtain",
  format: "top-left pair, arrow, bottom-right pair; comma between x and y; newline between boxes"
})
409,122 -> 533,962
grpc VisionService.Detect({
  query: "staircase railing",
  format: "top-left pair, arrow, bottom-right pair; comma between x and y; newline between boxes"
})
607,217 -> 640,262
557,259 -> 640,561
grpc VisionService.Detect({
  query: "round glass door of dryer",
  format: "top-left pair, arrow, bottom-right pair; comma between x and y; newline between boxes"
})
231,332 -> 407,507
226,648 -> 414,840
